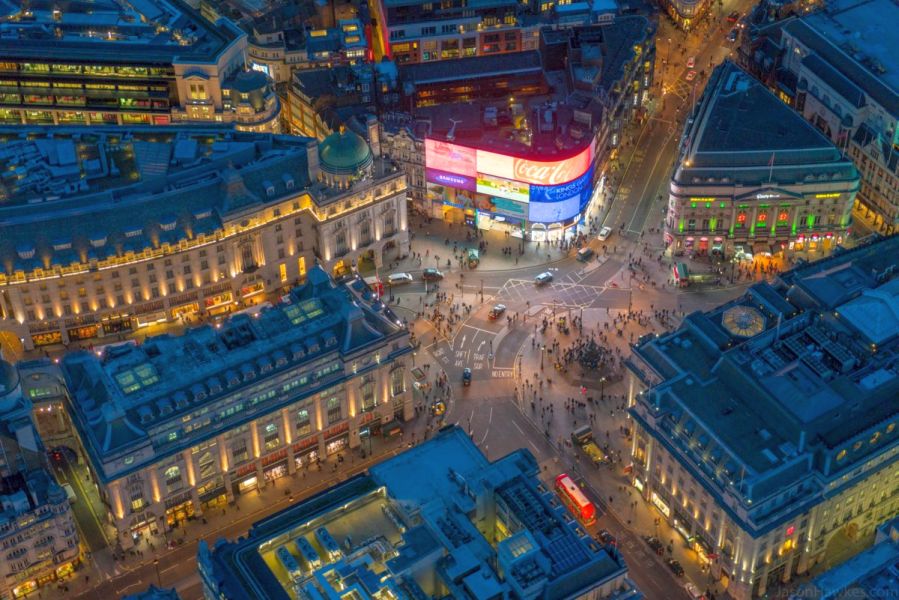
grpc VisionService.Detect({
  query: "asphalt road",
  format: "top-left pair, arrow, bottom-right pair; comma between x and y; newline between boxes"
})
52,454 -> 109,553
67,4 -> 762,598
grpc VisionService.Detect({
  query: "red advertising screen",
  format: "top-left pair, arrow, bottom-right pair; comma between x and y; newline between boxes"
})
425,139 -> 477,178
476,146 -> 591,186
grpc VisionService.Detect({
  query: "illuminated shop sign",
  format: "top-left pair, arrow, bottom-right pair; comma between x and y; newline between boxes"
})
528,167 -> 593,224
814,193 -> 841,199
487,197 -> 528,218
651,492 -> 670,518
425,137 -> 591,187
477,146 -> 591,186
476,173 -> 530,203
425,139 -> 477,178
426,168 -> 477,192
249,62 -> 270,76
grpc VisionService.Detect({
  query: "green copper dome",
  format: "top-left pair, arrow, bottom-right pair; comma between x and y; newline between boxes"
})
319,128 -> 373,175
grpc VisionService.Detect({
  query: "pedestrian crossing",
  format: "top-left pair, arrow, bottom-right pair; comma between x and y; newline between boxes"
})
670,79 -> 693,100
498,279 -> 630,309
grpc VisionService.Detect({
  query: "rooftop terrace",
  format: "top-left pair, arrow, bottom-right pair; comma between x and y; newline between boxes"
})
202,426 -> 635,600
0,0 -> 242,63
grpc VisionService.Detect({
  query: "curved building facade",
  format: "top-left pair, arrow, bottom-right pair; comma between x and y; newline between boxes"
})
0,0 -> 280,132
0,124 -> 408,352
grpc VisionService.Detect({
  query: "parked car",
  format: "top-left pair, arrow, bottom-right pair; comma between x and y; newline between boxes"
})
686,56 -> 695,69
727,10 -> 740,21
462,368 -> 472,386
576,247 -> 595,262
644,536 -> 665,556
666,558 -> 685,577
422,268 -> 444,281
387,272 -> 414,285
535,272 -> 553,285
598,226 -> 613,241
488,304 -> 506,320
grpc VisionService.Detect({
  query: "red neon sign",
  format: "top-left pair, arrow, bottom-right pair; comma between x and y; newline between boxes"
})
424,137 -> 592,187
476,146 -> 591,186
425,139 -> 477,178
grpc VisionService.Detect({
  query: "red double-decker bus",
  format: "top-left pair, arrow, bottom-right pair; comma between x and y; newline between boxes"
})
555,473 -> 596,525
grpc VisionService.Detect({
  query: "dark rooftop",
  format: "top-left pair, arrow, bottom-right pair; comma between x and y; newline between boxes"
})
400,50 -> 543,85
629,235 -> 899,533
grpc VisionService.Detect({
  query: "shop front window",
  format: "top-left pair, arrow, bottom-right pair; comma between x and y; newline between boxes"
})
263,422 -> 280,451
327,396 -> 342,425
231,440 -> 249,464
198,451 -> 216,480
164,466 -> 182,493
296,408 -> 311,436
360,379 -> 375,412
391,366 -> 405,396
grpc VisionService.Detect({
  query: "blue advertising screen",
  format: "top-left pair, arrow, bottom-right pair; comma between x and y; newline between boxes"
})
528,168 -> 593,223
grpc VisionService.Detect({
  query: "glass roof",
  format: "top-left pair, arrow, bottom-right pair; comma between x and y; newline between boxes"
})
114,363 -> 160,394
283,298 -> 325,326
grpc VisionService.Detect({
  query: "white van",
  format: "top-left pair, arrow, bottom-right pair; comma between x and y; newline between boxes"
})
387,273 -> 414,285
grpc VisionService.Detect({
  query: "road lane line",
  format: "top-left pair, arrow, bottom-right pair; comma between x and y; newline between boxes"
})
512,420 -> 525,436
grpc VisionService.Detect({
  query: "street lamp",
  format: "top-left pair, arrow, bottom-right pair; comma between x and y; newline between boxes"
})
540,345 -> 546,370
600,376 -> 607,402
153,558 -> 161,587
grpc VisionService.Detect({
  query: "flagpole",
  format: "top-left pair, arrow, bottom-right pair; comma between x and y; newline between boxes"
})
768,151 -> 775,184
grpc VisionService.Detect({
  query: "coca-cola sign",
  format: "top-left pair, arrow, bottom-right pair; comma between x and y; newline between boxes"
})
477,146 -> 591,186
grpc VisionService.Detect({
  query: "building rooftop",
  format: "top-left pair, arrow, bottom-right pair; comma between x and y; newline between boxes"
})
413,97 -> 595,161
0,0 -> 243,64
0,470 -> 66,526
60,268 -> 410,482
400,50 -> 543,86
0,126 -> 314,276
200,426 -> 636,600
564,16 -> 655,98
628,235 -> 899,535
675,61 -> 857,187
785,0 -> 899,115
790,532 -> 899,600
122,585 -> 182,600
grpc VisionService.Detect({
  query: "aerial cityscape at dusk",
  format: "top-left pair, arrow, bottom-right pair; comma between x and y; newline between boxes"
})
0,0 -> 896,597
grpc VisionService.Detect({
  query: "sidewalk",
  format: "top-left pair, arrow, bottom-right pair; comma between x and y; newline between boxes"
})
511,303 -> 733,599
376,215 -> 582,277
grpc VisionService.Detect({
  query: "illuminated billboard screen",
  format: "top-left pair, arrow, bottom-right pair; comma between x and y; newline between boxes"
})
426,168 -> 477,192
482,197 -> 528,219
425,139 -> 477,178
476,173 -> 530,203
476,146 -> 591,186
529,168 -> 593,223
